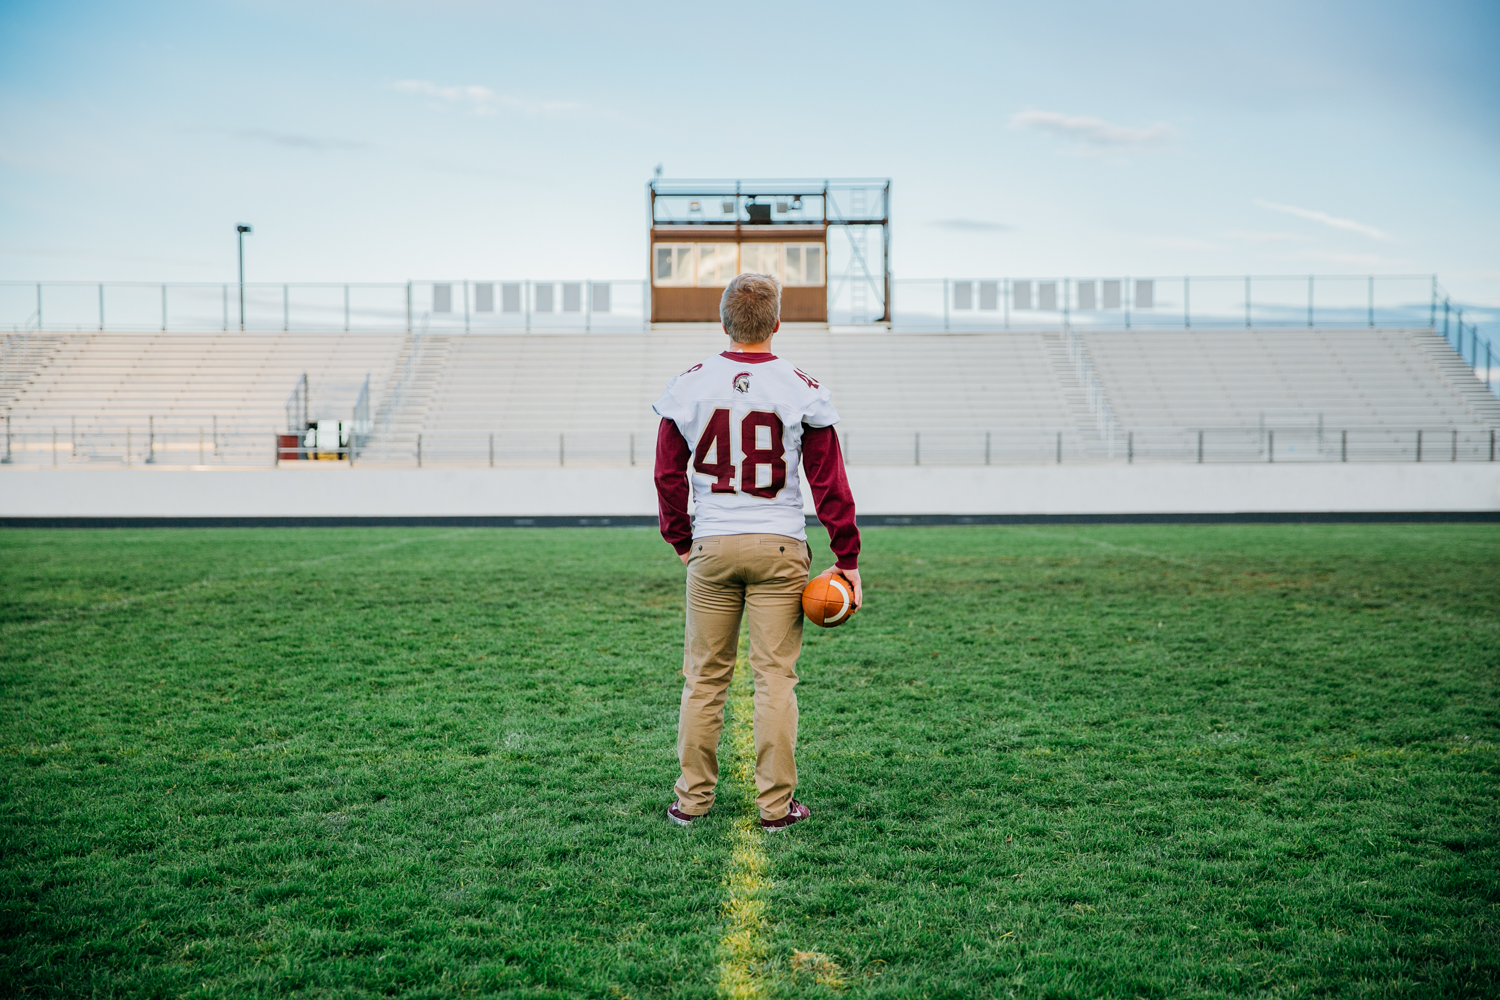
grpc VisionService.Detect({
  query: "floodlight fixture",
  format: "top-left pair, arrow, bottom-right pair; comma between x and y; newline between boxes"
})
236,223 -> 253,331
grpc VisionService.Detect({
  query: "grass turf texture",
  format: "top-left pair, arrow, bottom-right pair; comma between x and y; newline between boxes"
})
0,525 -> 1496,1000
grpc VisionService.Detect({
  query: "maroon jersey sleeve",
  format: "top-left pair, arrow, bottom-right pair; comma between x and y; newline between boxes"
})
654,417 -> 694,555
801,424 -> 860,570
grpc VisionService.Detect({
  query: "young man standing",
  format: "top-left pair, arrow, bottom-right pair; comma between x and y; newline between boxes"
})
653,272 -> 862,830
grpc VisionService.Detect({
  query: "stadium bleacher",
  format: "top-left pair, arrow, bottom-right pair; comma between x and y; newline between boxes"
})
2,325 -> 1495,467
1081,328 -> 1500,462
1082,327 -> 1500,429
384,329 -> 1089,467
1,332 -> 403,465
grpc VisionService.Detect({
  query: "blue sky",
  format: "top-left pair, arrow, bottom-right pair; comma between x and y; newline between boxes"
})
1,0 -> 1497,310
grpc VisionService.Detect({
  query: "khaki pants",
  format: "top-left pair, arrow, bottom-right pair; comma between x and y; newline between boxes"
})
675,533 -> 810,821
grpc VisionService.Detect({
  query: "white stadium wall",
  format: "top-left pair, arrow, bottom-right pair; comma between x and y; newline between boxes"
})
1,464 -> 1496,521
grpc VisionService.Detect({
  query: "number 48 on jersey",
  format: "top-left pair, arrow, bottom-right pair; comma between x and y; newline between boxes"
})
692,408 -> 787,498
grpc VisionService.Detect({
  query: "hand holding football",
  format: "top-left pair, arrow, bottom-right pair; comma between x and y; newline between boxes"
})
802,571 -> 858,628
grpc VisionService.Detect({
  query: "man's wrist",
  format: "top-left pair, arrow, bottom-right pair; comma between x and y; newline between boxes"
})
672,539 -> 694,556
835,555 -> 858,571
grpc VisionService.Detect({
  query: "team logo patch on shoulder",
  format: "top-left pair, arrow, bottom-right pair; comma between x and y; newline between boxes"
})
793,368 -> 820,389
679,363 -> 703,377
733,371 -> 752,393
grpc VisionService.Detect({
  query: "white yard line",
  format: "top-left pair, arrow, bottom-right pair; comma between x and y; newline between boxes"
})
717,639 -> 769,1000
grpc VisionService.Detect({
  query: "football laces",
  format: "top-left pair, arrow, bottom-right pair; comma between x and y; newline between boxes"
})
827,578 -> 851,623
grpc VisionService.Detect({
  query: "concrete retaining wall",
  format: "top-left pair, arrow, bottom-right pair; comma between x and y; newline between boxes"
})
2,463 -> 1497,520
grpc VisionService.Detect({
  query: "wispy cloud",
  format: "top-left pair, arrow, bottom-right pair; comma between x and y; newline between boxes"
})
1010,110 -> 1174,151
1253,200 -> 1393,242
394,79 -> 581,117
929,218 -> 1011,232
1225,230 -> 1309,244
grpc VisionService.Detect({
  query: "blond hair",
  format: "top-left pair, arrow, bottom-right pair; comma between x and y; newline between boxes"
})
720,273 -> 782,343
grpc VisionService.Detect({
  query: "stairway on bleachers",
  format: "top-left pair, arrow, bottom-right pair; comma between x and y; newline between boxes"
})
1081,327 -> 1500,430
365,333 -> 455,462
1,333 -> 66,413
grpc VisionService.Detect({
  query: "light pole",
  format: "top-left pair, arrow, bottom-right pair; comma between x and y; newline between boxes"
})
236,224 -> 253,331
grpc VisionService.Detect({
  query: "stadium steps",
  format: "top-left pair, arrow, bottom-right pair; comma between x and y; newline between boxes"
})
366,333 -> 457,461
1407,329 -> 1500,426
0,333 -> 67,415
1080,328 -> 1499,432
1040,332 -> 1110,453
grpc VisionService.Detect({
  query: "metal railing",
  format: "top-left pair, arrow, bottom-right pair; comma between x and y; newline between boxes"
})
1,274 -> 1472,335
1435,286 -> 1498,401
285,373 -> 310,435
1,313 -> 45,410
276,372 -> 374,464
838,426 -> 1499,466
1062,324 -> 1116,447
2,414 -> 262,466
0,280 -> 651,334
898,274 -> 1443,331
350,376 -> 372,460
5,419 -> 1495,468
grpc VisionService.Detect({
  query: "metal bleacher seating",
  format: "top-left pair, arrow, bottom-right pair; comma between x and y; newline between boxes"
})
2,323 -> 1493,467
1080,327 -> 1500,462
1,332 -> 404,465
391,328 -> 1086,467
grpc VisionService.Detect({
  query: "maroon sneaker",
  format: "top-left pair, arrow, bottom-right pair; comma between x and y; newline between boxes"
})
667,801 -> 703,827
760,799 -> 811,831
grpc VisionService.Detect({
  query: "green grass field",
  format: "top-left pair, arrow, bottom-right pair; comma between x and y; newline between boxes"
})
1,524 -> 1497,999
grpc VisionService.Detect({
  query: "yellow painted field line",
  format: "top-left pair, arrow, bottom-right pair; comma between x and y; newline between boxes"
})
717,637 -> 768,1000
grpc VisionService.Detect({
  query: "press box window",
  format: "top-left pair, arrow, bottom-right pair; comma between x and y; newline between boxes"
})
783,244 -> 823,286
739,243 -> 783,281
654,245 -> 694,286
696,244 -> 738,286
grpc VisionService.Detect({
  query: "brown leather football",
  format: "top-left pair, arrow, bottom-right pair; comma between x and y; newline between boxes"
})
802,572 -> 858,628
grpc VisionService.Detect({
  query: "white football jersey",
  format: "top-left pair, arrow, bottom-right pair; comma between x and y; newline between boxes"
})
654,352 -> 839,542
